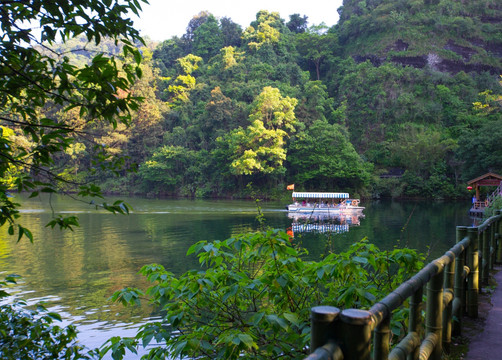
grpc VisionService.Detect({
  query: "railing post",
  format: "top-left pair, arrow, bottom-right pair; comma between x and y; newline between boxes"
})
453,226 -> 467,335
479,227 -> 490,290
426,262 -> 444,360
482,227 -> 490,285
373,315 -> 390,360
338,309 -> 373,360
467,227 -> 479,318
497,211 -> 502,263
310,306 -> 340,353
442,252 -> 455,354
490,220 -> 496,270
408,286 -> 423,360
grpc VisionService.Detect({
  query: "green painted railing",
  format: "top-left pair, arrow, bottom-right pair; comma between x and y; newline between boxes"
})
305,209 -> 502,360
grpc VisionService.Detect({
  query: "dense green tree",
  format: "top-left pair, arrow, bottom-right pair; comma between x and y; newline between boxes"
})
295,81 -> 336,125
220,17 -> 243,48
93,49 -> 168,188
140,145 -> 199,194
152,37 -> 189,76
384,124 -> 459,197
388,124 -> 457,177
202,87 -> 238,141
287,14 -> 309,34
193,15 -> 224,61
296,24 -> 339,80
457,119 -> 502,181
288,120 -> 372,191
182,11 -> 212,45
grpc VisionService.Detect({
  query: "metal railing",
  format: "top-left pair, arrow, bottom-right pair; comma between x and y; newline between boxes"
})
487,182 -> 502,205
305,209 -> 502,360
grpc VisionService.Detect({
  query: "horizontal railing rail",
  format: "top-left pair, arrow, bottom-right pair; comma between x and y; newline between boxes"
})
305,209 -> 502,360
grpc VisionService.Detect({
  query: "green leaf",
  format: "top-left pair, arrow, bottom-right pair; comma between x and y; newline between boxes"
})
28,191 -> 39,198
353,256 -> 369,264
247,312 -> 265,326
276,275 -> 289,288
266,314 -> 289,330
187,241 -> 205,255
237,333 -> 256,348
47,312 -> 62,321
284,312 -> 299,326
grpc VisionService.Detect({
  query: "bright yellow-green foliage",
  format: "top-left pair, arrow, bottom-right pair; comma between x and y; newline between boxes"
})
243,11 -> 283,50
226,87 -> 298,176
0,127 -> 21,189
220,46 -> 245,69
177,54 -> 203,74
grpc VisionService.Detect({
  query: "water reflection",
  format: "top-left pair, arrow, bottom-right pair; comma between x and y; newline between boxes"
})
0,195 -> 473,358
287,212 -> 364,236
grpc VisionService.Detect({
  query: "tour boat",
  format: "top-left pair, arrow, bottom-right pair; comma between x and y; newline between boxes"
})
286,192 -> 364,214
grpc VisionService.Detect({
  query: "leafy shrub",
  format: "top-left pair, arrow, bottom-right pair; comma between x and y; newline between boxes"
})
107,231 -> 424,359
484,197 -> 502,218
0,276 -> 95,359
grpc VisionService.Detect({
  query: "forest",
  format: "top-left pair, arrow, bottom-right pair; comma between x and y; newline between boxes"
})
12,0 -> 502,200
1,0 -> 501,358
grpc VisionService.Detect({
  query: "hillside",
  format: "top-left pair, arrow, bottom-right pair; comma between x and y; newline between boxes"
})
37,3 -> 502,200
338,0 -> 502,74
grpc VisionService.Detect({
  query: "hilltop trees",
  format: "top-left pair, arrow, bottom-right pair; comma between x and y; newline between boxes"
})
139,5 -> 501,199
15,4 -> 501,201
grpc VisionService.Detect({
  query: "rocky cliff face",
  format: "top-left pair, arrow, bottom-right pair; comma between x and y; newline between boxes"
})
340,0 -> 502,75
353,39 -> 502,74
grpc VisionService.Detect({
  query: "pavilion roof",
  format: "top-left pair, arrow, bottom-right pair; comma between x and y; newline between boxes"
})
467,172 -> 502,186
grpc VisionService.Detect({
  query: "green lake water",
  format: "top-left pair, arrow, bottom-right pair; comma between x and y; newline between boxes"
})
0,194 -> 474,356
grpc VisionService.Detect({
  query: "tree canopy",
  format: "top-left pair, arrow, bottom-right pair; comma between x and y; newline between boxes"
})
3,1 -> 501,211
0,0 -> 147,238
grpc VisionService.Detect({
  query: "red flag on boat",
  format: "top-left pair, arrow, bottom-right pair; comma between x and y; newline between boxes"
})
287,184 -> 294,190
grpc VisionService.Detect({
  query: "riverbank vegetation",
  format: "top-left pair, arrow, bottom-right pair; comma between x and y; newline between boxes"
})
3,0 -> 501,204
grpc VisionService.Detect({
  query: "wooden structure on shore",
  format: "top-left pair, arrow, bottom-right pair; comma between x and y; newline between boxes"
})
468,172 -> 502,216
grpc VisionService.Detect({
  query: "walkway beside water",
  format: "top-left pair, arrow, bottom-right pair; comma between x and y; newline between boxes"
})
464,266 -> 502,360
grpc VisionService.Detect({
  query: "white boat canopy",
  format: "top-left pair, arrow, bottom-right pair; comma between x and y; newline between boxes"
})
292,192 -> 349,199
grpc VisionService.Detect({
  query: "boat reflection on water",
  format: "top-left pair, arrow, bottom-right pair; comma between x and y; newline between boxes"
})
286,212 -> 364,237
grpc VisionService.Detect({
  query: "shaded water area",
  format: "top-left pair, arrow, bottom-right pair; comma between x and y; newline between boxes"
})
0,194 -> 473,355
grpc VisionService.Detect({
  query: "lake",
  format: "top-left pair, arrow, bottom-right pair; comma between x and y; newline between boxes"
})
0,194 -> 473,356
